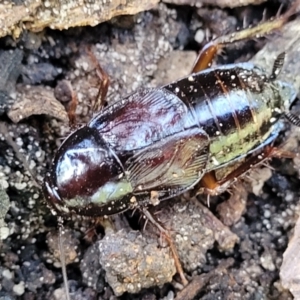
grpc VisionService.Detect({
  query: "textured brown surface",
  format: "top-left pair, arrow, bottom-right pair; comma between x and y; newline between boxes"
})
0,0 -> 159,38
163,0 -> 266,8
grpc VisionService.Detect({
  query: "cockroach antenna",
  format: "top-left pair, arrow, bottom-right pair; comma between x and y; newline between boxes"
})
58,217 -> 71,300
0,122 -> 71,300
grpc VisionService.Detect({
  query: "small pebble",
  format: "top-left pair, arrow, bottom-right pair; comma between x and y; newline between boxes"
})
13,281 -> 25,296
0,225 -> 10,240
194,29 -> 205,44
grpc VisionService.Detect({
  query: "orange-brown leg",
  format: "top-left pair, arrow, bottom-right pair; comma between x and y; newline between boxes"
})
191,1 -> 298,74
141,207 -> 189,286
197,146 -> 296,196
63,48 -> 110,127
67,85 -> 78,128
54,79 -> 78,128
86,47 -> 110,113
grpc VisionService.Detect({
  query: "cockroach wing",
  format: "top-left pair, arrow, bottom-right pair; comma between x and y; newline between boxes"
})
90,88 -> 198,151
126,127 -> 210,195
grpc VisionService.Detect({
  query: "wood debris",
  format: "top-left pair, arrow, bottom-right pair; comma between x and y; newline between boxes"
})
0,0 -> 159,38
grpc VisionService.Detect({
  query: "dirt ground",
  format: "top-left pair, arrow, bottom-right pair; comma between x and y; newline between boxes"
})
0,1 -> 300,299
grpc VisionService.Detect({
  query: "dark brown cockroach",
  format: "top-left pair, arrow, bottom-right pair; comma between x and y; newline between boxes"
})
41,2 -> 300,290
44,7 -> 300,217
40,0 -> 300,293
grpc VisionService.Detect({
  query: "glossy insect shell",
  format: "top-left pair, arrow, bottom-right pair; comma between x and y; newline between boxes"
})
43,62 -> 296,217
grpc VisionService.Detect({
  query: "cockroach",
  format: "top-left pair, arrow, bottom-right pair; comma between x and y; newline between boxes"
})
42,9 -> 300,298
8,1 -> 300,298
43,6 -> 300,217
42,2 -> 300,292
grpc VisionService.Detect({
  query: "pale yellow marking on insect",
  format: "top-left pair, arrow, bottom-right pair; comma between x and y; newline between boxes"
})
150,191 -> 160,206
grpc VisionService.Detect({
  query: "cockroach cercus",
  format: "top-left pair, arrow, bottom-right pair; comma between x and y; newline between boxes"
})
40,1 -> 300,297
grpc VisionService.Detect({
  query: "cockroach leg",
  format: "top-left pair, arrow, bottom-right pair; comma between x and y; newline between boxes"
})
66,84 -> 79,129
196,146 -> 295,196
94,61 -> 110,112
191,1 -> 300,73
83,220 -> 102,244
197,171 -> 220,194
64,48 -> 110,127
86,47 -> 110,113
141,207 -> 189,287
268,147 -> 298,159
54,80 -> 78,128
58,217 -> 71,300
